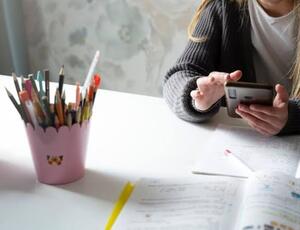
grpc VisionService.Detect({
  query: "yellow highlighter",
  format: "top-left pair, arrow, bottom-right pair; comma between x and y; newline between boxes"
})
105,182 -> 135,230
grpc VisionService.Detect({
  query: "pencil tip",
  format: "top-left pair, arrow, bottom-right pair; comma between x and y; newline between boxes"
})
59,66 -> 64,76
5,87 -> 11,95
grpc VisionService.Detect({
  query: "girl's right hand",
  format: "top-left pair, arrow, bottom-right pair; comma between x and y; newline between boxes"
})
190,70 -> 242,111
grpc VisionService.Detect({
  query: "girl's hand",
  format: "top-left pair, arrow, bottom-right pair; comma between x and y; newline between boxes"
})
190,70 -> 242,111
236,84 -> 289,136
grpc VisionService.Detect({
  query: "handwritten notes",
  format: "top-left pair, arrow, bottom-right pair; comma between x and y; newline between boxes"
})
113,176 -> 245,230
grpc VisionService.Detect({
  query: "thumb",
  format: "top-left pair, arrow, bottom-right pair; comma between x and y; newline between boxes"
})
274,84 -> 289,107
228,70 -> 242,81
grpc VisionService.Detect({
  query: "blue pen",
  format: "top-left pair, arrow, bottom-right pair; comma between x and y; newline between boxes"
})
37,71 -> 45,97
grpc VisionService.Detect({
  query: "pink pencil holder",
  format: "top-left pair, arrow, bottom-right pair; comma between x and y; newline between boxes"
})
25,121 -> 91,185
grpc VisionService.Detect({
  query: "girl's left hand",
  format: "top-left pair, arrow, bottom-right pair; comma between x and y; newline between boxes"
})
235,84 -> 289,136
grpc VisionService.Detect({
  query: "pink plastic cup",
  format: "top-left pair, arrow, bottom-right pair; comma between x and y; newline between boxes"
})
25,121 -> 90,185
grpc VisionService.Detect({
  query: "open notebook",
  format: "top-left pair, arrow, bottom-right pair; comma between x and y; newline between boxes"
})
107,171 -> 300,230
193,125 -> 300,178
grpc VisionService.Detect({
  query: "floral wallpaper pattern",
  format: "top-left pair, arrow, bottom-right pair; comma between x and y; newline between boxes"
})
21,0 -> 201,96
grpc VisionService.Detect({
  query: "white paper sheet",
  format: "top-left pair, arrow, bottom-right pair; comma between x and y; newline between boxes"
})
193,125 -> 300,178
113,176 -> 245,230
237,171 -> 300,230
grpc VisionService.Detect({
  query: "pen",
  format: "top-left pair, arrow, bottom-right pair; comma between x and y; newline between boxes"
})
224,149 -> 254,174
82,50 -> 100,99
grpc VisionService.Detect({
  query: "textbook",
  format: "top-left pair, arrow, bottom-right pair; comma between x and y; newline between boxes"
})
106,171 -> 300,230
193,125 -> 300,178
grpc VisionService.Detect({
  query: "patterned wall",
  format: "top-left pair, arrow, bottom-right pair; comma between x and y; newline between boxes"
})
21,0 -> 201,96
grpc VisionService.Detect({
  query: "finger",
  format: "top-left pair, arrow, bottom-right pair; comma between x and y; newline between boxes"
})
228,70 -> 242,81
274,84 -> 289,107
196,77 -> 213,88
209,72 -> 230,84
248,104 -> 276,117
190,90 -> 203,99
236,110 -> 274,136
251,124 -> 273,136
236,108 -> 278,134
235,109 -> 270,135
239,105 -> 282,129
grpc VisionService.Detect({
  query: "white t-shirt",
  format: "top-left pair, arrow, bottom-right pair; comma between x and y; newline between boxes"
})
248,0 -> 297,93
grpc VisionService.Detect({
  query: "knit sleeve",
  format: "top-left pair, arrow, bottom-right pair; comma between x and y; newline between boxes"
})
162,1 -> 223,123
278,99 -> 300,135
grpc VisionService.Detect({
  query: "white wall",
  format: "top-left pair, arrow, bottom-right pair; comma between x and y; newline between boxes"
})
21,0 -> 201,96
0,2 -> 13,75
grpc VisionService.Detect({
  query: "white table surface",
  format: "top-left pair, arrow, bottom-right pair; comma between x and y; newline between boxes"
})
0,75 -> 246,230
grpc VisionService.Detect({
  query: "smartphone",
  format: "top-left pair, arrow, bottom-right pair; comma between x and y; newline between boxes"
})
224,81 -> 274,118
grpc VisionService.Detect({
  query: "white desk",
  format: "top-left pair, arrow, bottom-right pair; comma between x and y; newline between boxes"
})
0,75 -> 246,229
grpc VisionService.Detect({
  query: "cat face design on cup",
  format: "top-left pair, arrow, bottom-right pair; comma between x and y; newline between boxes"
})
47,155 -> 64,166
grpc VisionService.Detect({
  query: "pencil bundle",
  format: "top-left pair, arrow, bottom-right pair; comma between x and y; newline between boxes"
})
6,68 -> 101,130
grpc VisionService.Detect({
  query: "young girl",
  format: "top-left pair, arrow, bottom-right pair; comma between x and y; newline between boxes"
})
163,0 -> 300,136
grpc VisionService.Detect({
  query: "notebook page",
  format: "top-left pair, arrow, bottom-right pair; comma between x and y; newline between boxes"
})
236,171 -> 300,230
193,125 -> 300,178
113,176 -> 245,230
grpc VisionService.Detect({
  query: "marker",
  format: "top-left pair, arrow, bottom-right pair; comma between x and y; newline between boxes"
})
19,90 -> 39,128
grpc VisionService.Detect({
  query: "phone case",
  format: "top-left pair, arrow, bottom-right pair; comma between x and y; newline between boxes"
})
224,82 -> 274,118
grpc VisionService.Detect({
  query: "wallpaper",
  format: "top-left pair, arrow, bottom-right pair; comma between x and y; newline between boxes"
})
21,0 -> 201,96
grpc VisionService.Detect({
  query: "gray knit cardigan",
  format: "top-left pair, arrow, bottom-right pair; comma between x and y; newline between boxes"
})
163,0 -> 300,135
